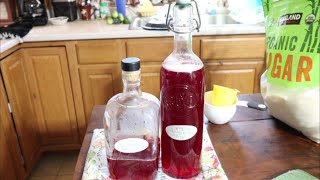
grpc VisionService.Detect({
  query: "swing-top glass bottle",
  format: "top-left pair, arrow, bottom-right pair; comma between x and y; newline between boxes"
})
160,0 -> 205,178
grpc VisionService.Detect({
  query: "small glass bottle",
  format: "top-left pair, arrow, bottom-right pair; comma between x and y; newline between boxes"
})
104,57 -> 160,180
100,1 -> 109,19
161,0 -> 204,179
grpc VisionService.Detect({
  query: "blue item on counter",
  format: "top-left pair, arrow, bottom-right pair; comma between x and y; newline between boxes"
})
116,0 -> 126,16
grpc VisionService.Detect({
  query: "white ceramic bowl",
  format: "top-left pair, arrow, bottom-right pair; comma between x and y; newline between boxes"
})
49,16 -> 68,26
204,91 -> 237,124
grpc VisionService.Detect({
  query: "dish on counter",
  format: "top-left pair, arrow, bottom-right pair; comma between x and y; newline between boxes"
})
140,16 -> 167,30
141,23 -> 167,30
49,16 -> 69,26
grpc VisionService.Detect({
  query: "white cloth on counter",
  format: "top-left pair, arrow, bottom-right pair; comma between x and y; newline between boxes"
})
82,128 -> 228,180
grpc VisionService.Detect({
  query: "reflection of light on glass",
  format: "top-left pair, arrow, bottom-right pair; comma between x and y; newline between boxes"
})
36,0 -> 41,7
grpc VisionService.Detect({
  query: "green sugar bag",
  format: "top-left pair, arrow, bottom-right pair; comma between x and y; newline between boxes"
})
261,0 -> 320,143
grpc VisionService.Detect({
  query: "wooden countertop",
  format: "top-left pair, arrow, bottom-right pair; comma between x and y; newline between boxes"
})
74,94 -> 320,180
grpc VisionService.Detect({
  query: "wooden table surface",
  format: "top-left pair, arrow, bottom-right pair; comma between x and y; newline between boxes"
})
74,94 -> 320,180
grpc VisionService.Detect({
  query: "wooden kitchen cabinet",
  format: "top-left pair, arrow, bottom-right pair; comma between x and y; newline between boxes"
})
70,39 -> 125,128
140,63 -> 162,98
0,125 -> 20,179
0,73 -> 25,179
1,47 -> 79,152
205,61 -> 265,94
126,38 -> 169,97
23,47 -> 79,147
71,36 -> 265,131
127,38 -> 173,62
0,46 -> 81,176
79,64 -> 122,122
1,50 -> 41,173
76,40 -> 125,64
201,35 -> 266,93
201,35 -> 265,60
126,37 -> 201,97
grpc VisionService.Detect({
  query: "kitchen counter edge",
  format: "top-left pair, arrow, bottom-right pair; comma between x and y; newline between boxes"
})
1,21 -> 266,54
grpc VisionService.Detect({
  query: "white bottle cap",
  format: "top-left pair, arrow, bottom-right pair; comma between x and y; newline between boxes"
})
176,0 -> 191,4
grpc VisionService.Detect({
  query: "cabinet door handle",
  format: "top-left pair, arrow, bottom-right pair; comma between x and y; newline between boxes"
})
218,61 -> 224,66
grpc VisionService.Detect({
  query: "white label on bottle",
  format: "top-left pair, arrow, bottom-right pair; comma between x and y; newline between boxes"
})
114,138 -> 148,153
165,125 -> 197,141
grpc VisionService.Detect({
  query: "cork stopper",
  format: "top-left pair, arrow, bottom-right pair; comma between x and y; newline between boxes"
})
123,71 -> 140,81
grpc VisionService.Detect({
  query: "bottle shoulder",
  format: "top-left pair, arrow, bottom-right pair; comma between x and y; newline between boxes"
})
162,52 -> 204,73
163,52 -> 203,66
106,92 -> 160,110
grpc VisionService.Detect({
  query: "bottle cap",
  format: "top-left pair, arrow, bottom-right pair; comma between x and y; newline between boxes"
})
100,2 -> 107,6
122,57 -> 140,71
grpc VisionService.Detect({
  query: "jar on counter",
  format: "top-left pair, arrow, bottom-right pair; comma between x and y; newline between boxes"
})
100,2 -> 110,19
79,2 -> 94,20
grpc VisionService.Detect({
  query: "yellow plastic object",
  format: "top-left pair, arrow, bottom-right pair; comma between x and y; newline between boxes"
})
204,91 -> 238,124
204,90 -> 238,106
139,1 -> 157,17
212,85 -> 239,106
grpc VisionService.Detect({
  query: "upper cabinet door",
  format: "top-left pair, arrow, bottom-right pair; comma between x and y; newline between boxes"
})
0,73 -> 25,179
23,47 -> 79,146
1,50 -> 41,172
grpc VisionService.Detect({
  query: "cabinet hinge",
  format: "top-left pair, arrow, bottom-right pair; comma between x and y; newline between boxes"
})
8,103 -> 12,113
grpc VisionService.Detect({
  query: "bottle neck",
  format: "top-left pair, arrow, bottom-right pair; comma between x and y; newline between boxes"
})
172,3 -> 193,53
174,32 -> 192,53
122,70 -> 141,96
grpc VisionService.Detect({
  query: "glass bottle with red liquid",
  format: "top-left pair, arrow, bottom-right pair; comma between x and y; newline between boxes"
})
104,58 -> 160,180
161,0 -> 204,179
